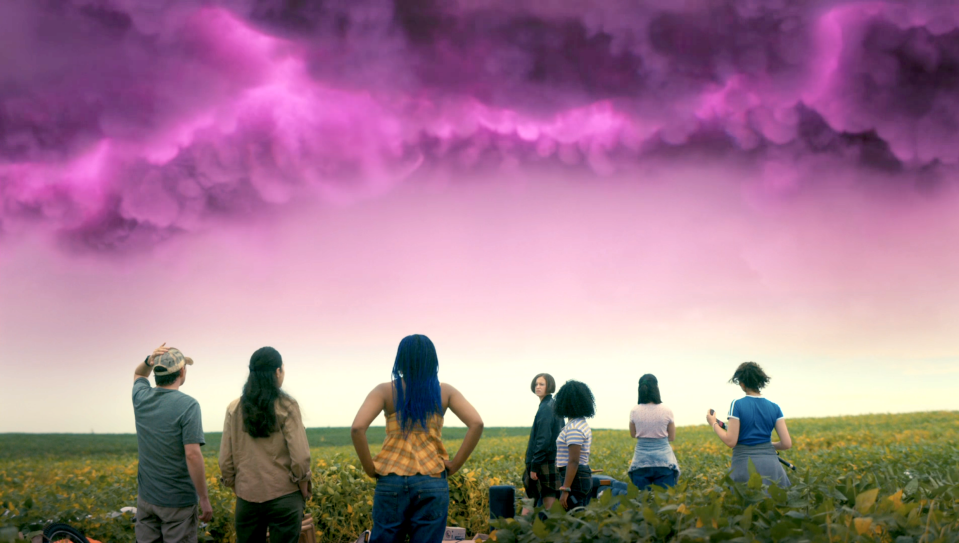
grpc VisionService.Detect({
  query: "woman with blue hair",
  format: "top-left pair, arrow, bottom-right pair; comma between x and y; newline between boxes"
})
351,334 -> 484,543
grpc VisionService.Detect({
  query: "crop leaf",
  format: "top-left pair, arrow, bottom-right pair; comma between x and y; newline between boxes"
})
855,488 -> 879,514
532,517 -> 548,538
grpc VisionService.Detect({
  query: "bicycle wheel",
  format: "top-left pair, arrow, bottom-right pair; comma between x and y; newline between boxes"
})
43,523 -> 89,543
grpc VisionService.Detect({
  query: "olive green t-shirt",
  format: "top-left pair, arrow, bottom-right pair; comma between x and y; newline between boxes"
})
133,378 -> 205,508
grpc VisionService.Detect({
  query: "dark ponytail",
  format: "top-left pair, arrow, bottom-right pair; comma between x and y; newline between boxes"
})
637,374 -> 662,404
730,361 -> 770,392
241,346 -> 287,438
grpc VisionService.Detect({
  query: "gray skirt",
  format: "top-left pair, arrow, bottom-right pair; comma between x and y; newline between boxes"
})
729,443 -> 791,487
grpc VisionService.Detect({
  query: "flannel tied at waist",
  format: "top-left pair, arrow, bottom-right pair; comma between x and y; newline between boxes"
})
374,412 -> 448,477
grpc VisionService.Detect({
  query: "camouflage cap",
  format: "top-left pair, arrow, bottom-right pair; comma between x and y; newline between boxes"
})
153,348 -> 194,376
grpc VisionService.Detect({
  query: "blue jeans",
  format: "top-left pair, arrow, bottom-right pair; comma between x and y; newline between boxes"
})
371,473 -> 449,543
629,466 -> 678,490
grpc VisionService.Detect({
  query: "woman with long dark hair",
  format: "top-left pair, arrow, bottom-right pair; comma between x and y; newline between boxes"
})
522,373 -> 564,514
351,334 -> 484,543
706,362 -> 793,487
553,380 -> 595,510
219,347 -> 312,543
627,374 -> 680,490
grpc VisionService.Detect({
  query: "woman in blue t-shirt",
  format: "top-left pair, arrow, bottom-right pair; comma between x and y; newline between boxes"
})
706,362 -> 793,487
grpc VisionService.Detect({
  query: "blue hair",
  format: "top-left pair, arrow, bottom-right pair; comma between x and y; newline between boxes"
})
392,334 -> 442,435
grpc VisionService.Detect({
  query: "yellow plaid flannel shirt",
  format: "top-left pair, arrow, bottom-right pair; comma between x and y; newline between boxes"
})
374,412 -> 448,477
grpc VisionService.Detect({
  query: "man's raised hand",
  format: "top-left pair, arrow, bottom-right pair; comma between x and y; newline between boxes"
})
148,343 -> 169,366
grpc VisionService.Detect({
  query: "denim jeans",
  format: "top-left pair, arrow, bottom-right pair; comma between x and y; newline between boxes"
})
371,473 -> 449,543
628,466 -> 678,491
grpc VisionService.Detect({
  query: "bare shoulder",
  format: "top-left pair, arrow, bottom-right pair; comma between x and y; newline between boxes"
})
370,382 -> 396,407
435,382 -> 450,410
440,382 -> 460,396
440,382 -> 463,406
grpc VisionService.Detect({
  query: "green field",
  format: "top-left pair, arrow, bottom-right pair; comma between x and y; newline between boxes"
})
0,427 -> 530,459
1,412 -> 957,543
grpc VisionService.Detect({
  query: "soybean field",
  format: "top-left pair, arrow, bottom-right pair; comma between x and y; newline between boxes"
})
1,412 -> 957,543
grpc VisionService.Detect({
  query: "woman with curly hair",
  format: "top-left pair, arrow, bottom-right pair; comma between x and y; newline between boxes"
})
627,374 -> 680,490
553,380 -> 595,510
219,347 -> 312,543
706,362 -> 793,487
351,334 -> 484,543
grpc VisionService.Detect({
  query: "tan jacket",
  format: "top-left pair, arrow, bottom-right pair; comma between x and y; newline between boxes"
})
219,396 -> 312,503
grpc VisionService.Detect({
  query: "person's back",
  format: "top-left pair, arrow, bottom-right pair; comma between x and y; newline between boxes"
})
219,347 -> 312,543
134,382 -> 204,507
220,396 -> 311,501
351,334 -> 484,543
706,362 -> 792,488
627,375 -> 680,490
630,403 -> 672,439
131,345 -> 211,543
376,407 -> 448,478
728,396 -> 782,445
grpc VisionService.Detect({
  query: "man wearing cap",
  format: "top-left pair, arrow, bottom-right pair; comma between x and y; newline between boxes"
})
132,343 -> 213,542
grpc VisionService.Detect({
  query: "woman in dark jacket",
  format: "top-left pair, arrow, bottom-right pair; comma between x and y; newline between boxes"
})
522,373 -> 565,514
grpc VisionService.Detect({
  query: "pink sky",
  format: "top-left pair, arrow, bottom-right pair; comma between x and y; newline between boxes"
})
2,164 -> 957,433
2,1 -> 959,433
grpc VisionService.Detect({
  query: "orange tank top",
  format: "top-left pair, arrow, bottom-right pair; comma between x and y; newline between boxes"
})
374,412 -> 448,477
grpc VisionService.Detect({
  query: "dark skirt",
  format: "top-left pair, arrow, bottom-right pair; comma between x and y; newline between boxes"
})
557,465 -> 592,509
523,462 -> 559,504
729,442 -> 790,487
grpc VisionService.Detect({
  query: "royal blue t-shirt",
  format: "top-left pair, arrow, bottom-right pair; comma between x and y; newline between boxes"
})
727,396 -> 784,446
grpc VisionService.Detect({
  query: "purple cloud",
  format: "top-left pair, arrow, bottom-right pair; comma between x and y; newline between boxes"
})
2,0 -> 958,253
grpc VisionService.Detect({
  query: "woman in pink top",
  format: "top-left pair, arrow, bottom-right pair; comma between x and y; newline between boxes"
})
627,374 -> 680,490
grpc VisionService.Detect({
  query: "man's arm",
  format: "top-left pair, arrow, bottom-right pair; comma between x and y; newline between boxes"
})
185,444 -> 213,522
133,356 -> 151,383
